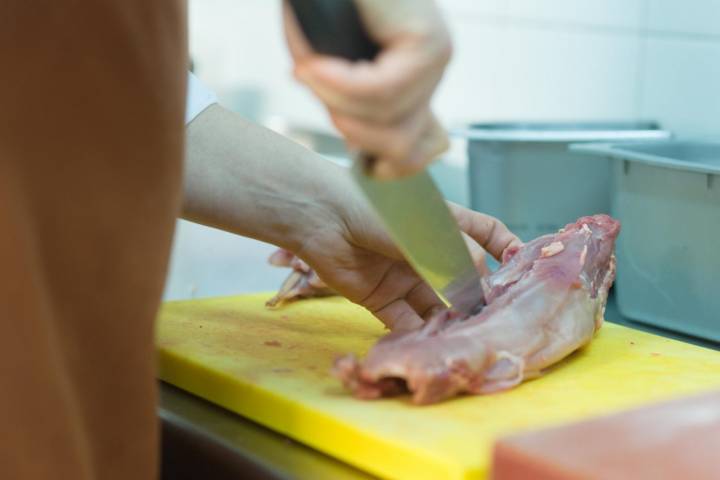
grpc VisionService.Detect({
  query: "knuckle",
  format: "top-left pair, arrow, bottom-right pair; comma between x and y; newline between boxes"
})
359,77 -> 406,106
352,80 -> 385,101
387,134 -> 414,161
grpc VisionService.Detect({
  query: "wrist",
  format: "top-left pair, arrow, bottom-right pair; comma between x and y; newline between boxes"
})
281,160 -> 355,254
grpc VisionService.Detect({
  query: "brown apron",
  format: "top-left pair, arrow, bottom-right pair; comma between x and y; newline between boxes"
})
0,1 -> 187,478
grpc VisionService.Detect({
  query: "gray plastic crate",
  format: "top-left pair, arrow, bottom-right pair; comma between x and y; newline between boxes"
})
572,141 -> 720,342
454,122 -> 671,241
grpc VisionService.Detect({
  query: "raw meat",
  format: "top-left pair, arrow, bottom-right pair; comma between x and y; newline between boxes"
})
266,249 -> 334,307
334,215 -> 620,404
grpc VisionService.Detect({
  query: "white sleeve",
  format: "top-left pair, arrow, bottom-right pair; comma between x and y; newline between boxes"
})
185,72 -> 218,124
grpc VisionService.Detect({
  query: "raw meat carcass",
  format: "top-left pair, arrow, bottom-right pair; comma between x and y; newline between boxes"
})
266,249 -> 335,307
334,215 -> 620,404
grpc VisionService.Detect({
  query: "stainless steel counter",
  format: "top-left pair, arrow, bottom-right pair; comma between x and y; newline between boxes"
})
159,382 -> 374,480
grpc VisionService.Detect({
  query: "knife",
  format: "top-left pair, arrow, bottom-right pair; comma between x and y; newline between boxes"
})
287,0 -> 485,315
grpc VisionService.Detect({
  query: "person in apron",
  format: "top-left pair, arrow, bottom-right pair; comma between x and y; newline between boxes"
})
1,1 -> 516,478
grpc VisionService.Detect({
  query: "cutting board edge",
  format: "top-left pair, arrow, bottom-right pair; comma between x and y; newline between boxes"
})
158,347 -> 484,480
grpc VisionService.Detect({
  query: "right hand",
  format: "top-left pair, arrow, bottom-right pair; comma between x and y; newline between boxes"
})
284,0 -> 453,179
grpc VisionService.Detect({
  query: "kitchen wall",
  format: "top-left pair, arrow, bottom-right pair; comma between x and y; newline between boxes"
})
188,0 -> 720,136
165,0 -> 720,300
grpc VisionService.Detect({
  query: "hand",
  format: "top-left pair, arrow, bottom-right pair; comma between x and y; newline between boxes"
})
180,105 -> 519,330
295,200 -> 521,331
283,0 -> 452,179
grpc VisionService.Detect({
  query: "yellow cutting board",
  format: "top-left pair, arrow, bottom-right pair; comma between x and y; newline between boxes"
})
157,294 -> 720,480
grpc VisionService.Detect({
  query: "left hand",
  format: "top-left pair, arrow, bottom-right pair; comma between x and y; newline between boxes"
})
294,200 -> 521,331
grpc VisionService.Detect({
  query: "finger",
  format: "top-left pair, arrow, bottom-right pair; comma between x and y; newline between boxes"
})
296,47 -> 428,102
331,110 -> 447,179
268,249 -> 294,267
372,115 -> 449,179
449,203 -> 522,261
461,232 -> 491,277
404,281 -> 444,319
331,108 -> 427,161
307,270 -> 327,289
294,55 -> 435,124
359,262 -> 420,312
372,298 -> 424,331
289,256 -> 311,272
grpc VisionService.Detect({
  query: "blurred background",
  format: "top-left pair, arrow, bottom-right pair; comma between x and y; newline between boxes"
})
164,0 -> 720,300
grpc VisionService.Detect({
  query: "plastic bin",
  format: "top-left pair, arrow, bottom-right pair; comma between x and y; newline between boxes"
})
454,122 -> 671,241
572,141 -> 720,342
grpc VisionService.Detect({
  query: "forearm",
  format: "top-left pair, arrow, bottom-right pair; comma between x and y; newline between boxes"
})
182,104 -> 353,252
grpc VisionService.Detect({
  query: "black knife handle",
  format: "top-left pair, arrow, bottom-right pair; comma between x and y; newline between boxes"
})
286,0 -> 380,61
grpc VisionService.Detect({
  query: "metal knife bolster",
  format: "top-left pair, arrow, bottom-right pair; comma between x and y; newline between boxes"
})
351,161 -> 486,315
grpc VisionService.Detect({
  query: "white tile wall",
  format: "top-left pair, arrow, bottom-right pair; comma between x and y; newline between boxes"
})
646,0 -> 720,37
506,0 -> 645,30
434,19 -> 641,125
437,0 -> 506,17
637,0 -> 720,138
188,0 -> 654,130
188,0 -> 720,135
432,19 -> 507,124
170,0 -> 720,299
474,26 -> 640,122
639,36 -> 720,137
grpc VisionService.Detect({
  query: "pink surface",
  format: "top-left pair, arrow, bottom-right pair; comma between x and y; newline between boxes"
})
492,390 -> 720,480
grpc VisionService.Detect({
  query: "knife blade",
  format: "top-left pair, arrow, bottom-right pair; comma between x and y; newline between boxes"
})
287,0 -> 485,314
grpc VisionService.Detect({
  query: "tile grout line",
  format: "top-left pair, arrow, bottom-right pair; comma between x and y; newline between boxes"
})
447,10 -> 720,44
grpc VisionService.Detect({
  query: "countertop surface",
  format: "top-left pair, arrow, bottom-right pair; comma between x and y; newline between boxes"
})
158,293 -> 719,479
